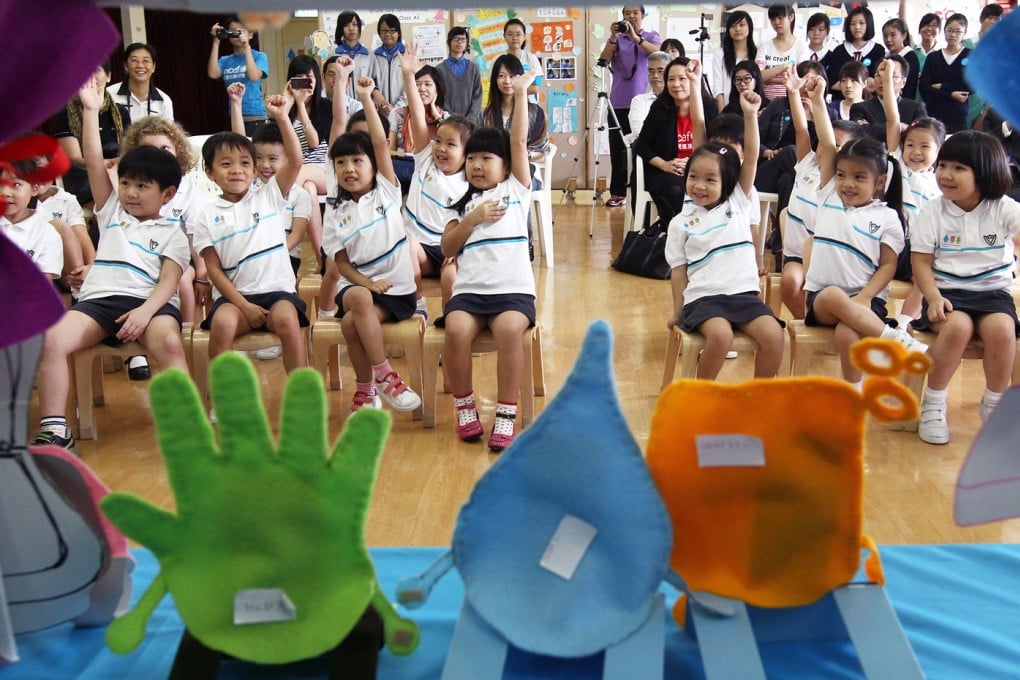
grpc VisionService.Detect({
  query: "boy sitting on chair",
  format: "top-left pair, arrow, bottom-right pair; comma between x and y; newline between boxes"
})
193,88 -> 308,377
33,74 -> 191,450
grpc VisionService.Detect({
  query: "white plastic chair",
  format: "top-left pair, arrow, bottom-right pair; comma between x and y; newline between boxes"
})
623,133 -> 657,233
530,144 -> 556,267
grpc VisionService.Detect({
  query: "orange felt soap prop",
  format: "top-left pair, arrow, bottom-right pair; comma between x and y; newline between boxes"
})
648,339 -> 927,614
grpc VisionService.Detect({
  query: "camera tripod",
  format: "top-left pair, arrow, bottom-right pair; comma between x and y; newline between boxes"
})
560,59 -> 625,238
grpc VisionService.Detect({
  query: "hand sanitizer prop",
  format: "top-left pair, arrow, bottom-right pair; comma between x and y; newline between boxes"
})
397,321 -> 673,679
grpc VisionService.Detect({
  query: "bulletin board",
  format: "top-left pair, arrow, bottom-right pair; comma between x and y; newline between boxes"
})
320,10 -> 451,65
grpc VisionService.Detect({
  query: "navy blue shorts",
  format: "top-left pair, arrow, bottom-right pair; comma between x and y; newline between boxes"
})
421,243 -> 444,273
679,291 -> 782,333
804,289 -> 888,327
912,288 -> 1020,335
72,295 -> 181,346
201,291 -> 309,330
336,286 -> 416,322
444,293 -> 536,327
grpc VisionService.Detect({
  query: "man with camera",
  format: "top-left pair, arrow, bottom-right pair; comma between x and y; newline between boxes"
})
207,16 -> 270,135
598,6 -> 661,208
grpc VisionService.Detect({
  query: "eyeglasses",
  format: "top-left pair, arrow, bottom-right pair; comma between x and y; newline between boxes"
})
734,76 -> 754,85
379,28 -> 399,35
451,36 -> 468,42
945,29 -> 965,36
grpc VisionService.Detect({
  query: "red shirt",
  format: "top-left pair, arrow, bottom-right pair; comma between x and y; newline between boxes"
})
676,114 -> 693,159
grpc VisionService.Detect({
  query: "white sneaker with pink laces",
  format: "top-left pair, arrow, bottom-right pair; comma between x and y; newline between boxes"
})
376,372 -> 421,412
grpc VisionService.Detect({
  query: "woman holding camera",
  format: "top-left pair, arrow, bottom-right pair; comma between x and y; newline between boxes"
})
208,15 -> 269,135
598,5 -> 661,208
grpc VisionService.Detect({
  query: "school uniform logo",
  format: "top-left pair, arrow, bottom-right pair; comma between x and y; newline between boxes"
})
253,212 -> 260,224
172,208 -> 183,217
984,234 -> 997,246
26,249 -> 35,258
51,211 -> 63,220
149,239 -> 159,250
868,221 -> 880,234
376,205 -> 385,215
943,234 -> 962,245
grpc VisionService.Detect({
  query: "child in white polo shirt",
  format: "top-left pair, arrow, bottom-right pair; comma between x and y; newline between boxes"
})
1,169 -> 63,279
193,89 -> 308,376
33,73 -> 191,450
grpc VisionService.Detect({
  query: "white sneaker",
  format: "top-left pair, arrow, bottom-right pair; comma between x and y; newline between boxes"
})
317,307 -> 337,320
348,390 -> 382,417
251,345 -> 282,361
725,351 -> 739,359
918,399 -> 949,445
376,372 -> 422,412
980,399 -> 997,423
882,326 -> 928,354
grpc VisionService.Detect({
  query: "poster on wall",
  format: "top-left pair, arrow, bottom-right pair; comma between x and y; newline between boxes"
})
532,21 -> 574,54
547,87 -> 579,133
413,24 -> 447,63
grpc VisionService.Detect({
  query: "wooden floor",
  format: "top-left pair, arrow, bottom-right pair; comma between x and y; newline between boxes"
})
36,195 -> 1020,549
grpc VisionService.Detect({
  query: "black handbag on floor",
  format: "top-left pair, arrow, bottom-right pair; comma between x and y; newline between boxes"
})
611,219 -> 671,280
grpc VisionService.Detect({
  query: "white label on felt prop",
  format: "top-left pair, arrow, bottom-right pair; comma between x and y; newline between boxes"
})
540,514 -> 598,580
696,435 -> 766,468
233,588 -> 297,625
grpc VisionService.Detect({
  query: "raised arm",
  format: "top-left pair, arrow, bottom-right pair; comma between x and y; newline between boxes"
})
239,29 -> 264,82
784,64 -> 811,161
688,60 -> 707,148
878,60 -> 902,155
265,89 -> 303,196
227,82 -> 246,135
510,72 -> 534,187
330,57 -> 355,147
79,75 -> 114,211
291,85 -> 318,150
356,76 -> 396,186
806,75 -> 836,186
739,91 -> 762,197
401,45 -> 431,155
207,24 -> 224,79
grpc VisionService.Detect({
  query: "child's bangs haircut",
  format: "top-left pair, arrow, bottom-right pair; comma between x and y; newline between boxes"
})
832,119 -> 867,143
329,130 -> 375,165
686,142 -> 742,201
202,132 -> 255,169
938,131 -> 1011,200
251,122 -> 284,146
118,145 -> 182,191
346,110 -> 391,137
123,116 -> 195,173
465,126 -> 511,163
901,117 -> 946,150
707,113 -> 745,148
438,114 -> 475,145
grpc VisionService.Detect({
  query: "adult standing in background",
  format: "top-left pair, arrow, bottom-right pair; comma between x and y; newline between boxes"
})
436,26 -> 482,124
712,11 -> 757,113
503,18 -> 543,102
919,13 -> 972,134
334,10 -> 374,99
207,16 -> 268,136
107,43 -> 173,122
369,13 -> 407,117
757,4 -> 807,102
913,12 -> 941,79
823,6 -> 884,102
805,13 -> 831,64
598,4 -> 662,208
882,18 -> 919,101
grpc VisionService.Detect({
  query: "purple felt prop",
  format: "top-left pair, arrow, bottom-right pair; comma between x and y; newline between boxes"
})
0,231 -> 65,349
0,0 -> 119,144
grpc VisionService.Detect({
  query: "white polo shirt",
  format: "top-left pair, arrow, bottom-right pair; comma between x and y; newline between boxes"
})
193,177 -> 295,299
404,147 -> 469,248
804,179 -> 905,299
911,196 -> 1020,292
107,81 -> 175,122
36,187 -> 85,228
162,174 -> 212,237
80,197 -> 190,306
323,175 -> 415,296
451,175 -> 535,298
1,211 -> 63,278
784,151 -> 822,259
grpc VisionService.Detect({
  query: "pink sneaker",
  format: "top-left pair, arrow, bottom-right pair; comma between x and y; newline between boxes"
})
349,390 -> 382,417
456,402 -> 483,441
487,413 -> 516,452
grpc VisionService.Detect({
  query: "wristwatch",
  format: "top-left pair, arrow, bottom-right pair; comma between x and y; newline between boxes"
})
638,37 -> 645,45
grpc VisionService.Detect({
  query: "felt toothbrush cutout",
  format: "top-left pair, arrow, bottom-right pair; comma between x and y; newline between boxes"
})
955,387 -> 1020,526
647,338 -> 927,680
397,321 -> 672,679
964,9 -> 1020,127
100,353 -> 419,664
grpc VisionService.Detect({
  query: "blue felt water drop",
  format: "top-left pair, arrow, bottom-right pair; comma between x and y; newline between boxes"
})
965,10 -> 1020,126
451,321 -> 673,657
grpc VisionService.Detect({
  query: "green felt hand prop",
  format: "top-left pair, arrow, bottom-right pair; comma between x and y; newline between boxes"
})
100,353 -> 418,663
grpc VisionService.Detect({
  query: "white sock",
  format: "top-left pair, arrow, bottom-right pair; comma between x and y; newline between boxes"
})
850,380 -> 863,393
983,389 -> 1003,408
924,386 -> 948,405
415,296 -> 427,312
879,325 -> 900,340
895,314 -> 915,330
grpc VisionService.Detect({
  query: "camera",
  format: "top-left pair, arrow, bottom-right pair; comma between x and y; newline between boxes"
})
614,21 -> 630,34
216,28 -> 243,39
289,76 -> 313,90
